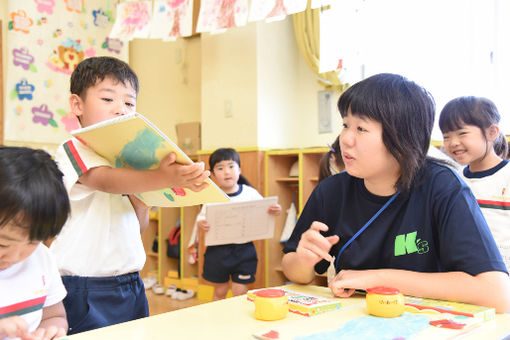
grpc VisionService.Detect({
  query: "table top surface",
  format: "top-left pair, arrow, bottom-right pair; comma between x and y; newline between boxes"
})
61,284 -> 510,340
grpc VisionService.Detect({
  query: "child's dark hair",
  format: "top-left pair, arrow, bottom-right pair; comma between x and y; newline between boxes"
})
439,96 -> 508,159
338,73 -> 436,193
70,56 -> 139,98
318,135 -> 343,182
209,148 -> 251,186
0,147 -> 70,241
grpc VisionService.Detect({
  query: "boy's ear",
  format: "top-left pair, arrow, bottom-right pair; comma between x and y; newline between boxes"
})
487,124 -> 500,142
69,94 -> 83,118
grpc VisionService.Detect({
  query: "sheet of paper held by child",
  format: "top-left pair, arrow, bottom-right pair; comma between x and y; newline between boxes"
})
204,197 -> 278,246
71,113 -> 230,207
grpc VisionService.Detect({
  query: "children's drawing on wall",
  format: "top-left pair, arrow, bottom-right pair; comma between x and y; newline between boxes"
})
109,0 -> 152,40
196,0 -> 248,33
5,0 -> 128,145
150,0 -> 194,40
248,0 -> 307,22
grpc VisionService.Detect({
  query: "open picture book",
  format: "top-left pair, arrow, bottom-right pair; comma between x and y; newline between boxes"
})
71,113 -> 229,207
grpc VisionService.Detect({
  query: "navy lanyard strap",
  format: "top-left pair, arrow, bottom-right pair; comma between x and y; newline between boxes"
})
335,190 -> 400,268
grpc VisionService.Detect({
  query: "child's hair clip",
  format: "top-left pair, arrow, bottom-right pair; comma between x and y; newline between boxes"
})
327,143 -> 335,153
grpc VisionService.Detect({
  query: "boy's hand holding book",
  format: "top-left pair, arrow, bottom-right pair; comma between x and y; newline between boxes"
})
157,152 -> 210,192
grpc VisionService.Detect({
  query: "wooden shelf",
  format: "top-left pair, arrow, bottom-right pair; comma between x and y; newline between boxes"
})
275,177 -> 299,182
265,149 -> 327,287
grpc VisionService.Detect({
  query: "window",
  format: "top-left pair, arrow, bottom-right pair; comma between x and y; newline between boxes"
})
321,0 -> 509,140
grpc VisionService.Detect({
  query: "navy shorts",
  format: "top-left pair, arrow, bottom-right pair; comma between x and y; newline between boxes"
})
62,272 -> 149,335
203,242 -> 257,284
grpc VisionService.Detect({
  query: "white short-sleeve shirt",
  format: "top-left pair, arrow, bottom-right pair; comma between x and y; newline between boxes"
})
0,244 -> 66,335
50,138 -> 145,277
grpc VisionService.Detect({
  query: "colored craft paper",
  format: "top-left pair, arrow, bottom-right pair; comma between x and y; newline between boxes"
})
196,0 -> 248,33
71,113 -> 230,207
109,1 -> 152,40
248,0 -> 307,22
253,294 -> 492,340
5,0 -> 127,145
150,0 -> 194,40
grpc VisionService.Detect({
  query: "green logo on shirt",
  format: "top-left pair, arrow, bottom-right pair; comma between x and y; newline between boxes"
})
394,231 -> 429,256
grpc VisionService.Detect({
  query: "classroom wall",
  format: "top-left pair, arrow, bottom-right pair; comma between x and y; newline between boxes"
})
130,37 -> 202,141
201,24 -> 258,150
199,17 -> 342,150
1,2 -> 8,146
0,8 -> 342,150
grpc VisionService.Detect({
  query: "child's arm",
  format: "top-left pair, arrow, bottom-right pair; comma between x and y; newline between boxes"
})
29,301 -> 67,339
328,268 -> 510,314
128,194 -> 149,233
268,203 -> 282,216
0,316 -> 30,339
79,153 -> 210,194
281,221 -> 339,284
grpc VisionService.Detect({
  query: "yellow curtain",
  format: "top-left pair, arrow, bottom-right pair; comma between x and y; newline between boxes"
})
292,2 -> 349,92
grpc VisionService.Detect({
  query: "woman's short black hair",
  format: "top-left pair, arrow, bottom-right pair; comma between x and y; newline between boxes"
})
337,73 -> 436,192
0,147 -> 70,241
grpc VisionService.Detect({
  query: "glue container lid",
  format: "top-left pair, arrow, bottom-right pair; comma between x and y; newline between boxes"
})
255,289 -> 286,298
366,286 -> 400,295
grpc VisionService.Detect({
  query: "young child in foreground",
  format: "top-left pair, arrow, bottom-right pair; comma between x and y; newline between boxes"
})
282,73 -> 510,313
439,96 -> 510,271
195,148 -> 281,300
50,56 -> 210,334
0,146 -> 70,339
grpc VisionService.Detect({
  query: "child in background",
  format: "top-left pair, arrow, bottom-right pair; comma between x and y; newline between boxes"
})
318,135 -> 344,182
282,73 -> 510,313
439,96 -> 510,271
50,56 -> 210,334
0,147 -> 70,340
196,148 -> 281,300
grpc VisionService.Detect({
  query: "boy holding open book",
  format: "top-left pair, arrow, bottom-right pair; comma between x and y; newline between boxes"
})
50,56 -> 210,334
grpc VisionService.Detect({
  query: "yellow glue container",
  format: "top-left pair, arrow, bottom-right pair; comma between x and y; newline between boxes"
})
254,288 -> 288,321
366,286 -> 405,318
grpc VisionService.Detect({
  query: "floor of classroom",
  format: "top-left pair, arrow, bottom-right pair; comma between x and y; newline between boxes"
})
146,289 -> 207,316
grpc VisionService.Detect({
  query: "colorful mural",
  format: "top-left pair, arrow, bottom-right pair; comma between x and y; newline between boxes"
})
5,0 -> 128,145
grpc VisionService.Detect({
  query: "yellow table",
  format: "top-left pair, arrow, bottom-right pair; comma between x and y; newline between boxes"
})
62,284 -> 510,340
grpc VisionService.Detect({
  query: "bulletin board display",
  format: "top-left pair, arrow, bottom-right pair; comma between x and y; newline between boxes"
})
5,0 -> 128,145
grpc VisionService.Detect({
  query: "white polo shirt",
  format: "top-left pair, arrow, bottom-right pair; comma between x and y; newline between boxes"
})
50,138 -> 145,277
0,244 -> 66,335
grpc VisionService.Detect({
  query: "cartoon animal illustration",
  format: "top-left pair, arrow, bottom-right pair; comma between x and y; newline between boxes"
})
58,44 -> 84,71
46,38 -> 84,74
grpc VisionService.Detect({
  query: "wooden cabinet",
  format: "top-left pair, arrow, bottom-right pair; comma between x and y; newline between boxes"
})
140,148 -> 266,300
264,148 -> 328,287
140,207 -> 184,288
140,147 -> 328,298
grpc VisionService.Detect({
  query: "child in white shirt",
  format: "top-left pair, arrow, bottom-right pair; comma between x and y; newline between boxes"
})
0,146 -> 70,340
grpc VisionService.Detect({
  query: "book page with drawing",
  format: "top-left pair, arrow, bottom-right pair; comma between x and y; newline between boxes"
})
71,113 -> 229,207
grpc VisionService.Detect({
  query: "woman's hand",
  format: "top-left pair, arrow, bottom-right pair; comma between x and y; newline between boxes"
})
329,269 -> 377,297
296,221 -> 339,268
